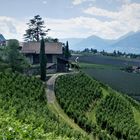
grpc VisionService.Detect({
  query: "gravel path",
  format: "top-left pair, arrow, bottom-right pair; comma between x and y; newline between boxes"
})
46,73 -> 65,103
46,72 -> 77,103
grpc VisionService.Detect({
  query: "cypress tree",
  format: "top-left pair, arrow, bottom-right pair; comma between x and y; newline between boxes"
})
40,38 -> 46,81
64,41 -> 71,60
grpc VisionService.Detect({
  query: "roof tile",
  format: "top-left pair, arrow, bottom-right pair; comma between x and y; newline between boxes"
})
21,42 -> 63,54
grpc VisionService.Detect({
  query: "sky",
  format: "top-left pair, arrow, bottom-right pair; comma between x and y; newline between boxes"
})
0,0 -> 140,41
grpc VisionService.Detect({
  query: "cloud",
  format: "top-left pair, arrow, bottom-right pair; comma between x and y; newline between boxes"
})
82,3 -> 140,37
84,7 -> 118,18
0,7 -> 140,42
72,0 -> 95,5
0,16 -> 27,41
45,17 -> 135,39
116,0 -> 131,4
84,3 -> 140,20
83,3 -> 140,31
42,1 -> 47,4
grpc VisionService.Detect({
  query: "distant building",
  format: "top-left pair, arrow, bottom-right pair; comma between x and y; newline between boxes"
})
0,34 -> 6,46
132,66 -> 140,73
21,42 -> 69,72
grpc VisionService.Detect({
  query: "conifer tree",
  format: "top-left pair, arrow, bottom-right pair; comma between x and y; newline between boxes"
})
40,38 -> 46,81
24,15 -> 50,42
64,41 -> 71,60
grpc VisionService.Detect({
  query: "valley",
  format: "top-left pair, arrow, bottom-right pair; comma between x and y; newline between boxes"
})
71,55 -> 140,101
1,1 -> 140,139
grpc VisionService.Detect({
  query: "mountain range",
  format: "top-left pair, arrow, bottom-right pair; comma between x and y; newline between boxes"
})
60,31 -> 140,54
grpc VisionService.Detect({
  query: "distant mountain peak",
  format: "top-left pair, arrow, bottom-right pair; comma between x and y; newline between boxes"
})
60,31 -> 140,53
87,35 -> 102,39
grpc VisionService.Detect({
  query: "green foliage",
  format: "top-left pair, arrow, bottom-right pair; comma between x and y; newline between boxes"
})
55,72 -> 140,139
55,73 -> 103,134
24,15 -> 50,42
0,62 -> 9,72
6,39 -> 29,72
40,38 -> 46,81
83,68 -> 140,100
64,41 -> 71,59
96,93 -> 140,139
0,72 -> 86,139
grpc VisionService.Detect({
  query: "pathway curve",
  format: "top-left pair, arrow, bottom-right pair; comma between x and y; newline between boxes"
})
45,72 -> 95,140
46,73 -> 64,103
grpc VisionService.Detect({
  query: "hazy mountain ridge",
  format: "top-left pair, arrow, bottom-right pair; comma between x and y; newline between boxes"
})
61,31 -> 140,53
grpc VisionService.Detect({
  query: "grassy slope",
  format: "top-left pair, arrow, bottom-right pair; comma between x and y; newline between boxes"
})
0,72 -> 87,140
86,87 -> 140,129
48,99 -> 95,140
54,72 -> 140,139
86,88 -> 109,124
48,101 -> 86,135
133,107 -> 140,126
80,62 -> 140,101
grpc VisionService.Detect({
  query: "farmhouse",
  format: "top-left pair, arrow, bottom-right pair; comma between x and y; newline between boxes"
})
21,42 -> 69,72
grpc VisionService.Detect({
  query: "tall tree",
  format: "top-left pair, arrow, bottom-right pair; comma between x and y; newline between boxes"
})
7,39 -> 28,72
40,38 -> 46,81
64,41 -> 71,60
24,15 -> 50,42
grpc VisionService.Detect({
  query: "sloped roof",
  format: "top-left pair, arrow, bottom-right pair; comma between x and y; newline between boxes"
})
21,42 -> 63,54
0,34 -> 6,42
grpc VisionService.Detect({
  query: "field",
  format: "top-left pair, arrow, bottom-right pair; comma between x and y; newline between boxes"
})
71,55 -> 140,101
55,73 -> 140,139
83,67 -> 140,100
71,55 -> 140,67
0,72 -> 86,140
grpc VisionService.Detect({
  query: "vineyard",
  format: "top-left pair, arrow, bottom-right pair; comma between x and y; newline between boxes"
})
83,68 -> 140,100
96,93 -> 140,139
55,72 -> 140,139
73,55 -> 140,101
0,72 -> 86,140
55,73 -> 103,136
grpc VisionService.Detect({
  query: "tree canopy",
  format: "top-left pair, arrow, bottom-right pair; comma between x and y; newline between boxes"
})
7,39 -> 29,72
24,15 -> 50,42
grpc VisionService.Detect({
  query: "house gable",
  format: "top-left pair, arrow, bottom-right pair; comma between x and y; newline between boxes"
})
21,42 -> 63,54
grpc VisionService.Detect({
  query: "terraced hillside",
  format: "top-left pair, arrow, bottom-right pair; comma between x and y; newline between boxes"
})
0,72 -> 86,140
55,73 -> 140,140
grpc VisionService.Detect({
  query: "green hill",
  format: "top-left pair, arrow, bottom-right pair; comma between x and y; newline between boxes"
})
0,72 -> 86,140
55,72 -> 140,140
1,71 -> 140,140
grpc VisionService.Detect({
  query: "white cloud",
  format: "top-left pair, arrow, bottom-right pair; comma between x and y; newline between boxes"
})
0,5 -> 140,43
42,1 -> 47,4
0,16 -> 27,41
83,3 -> 140,32
45,17 -> 136,39
84,7 -> 118,18
84,3 -> 140,20
72,0 -> 95,5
